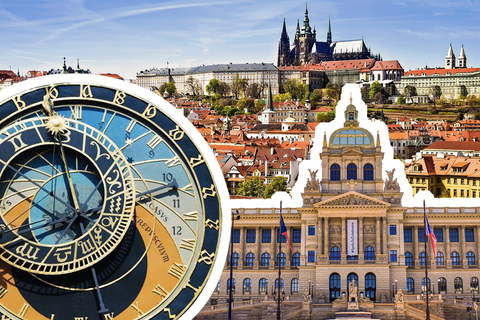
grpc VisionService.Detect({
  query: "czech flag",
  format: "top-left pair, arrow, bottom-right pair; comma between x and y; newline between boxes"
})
425,211 -> 437,258
280,212 -> 294,252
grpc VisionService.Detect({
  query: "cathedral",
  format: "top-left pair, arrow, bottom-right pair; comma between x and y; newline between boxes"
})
277,5 -> 380,66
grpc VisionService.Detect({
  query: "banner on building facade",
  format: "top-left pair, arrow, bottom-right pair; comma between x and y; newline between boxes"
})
347,219 -> 358,256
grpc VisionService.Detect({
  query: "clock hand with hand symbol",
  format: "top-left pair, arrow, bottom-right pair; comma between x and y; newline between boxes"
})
0,74 -> 229,320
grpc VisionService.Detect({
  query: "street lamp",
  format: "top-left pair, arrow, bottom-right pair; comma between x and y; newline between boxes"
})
228,210 -> 241,320
395,280 -> 398,295
438,279 -> 441,294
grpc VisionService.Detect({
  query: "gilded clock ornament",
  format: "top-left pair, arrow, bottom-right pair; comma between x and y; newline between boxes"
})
0,74 -> 230,320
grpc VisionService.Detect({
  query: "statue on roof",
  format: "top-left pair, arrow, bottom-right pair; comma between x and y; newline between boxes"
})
305,169 -> 320,191
384,169 -> 400,191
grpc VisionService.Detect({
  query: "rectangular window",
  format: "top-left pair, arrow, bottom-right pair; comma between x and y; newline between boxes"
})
390,225 -> 397,235
390,250 -> 397,262
449,228 -> 459,242
262,229 -> 271,243
465,228 -> 474,242
246,229 -> 256,243
308,225 -> 315,236
232,229 -> 240,243
404,228 -> 412,242
308,250 -> 315,263
434,228 -> 443,242
277,230 -> 286,243
292,229 -> 301,243
418,228 -> 426,243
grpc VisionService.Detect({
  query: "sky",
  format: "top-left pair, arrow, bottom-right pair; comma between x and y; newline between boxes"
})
1,0 -> 480,80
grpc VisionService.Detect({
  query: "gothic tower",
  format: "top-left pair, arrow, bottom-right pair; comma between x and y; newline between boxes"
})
327,17 -> 332,46
445,44 -> 456,69
295,4 -> 316,65
277,19 -> 292,66
458,45 -> 467,68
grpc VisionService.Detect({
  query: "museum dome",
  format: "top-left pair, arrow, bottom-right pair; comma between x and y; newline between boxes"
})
328,101 -> 374,148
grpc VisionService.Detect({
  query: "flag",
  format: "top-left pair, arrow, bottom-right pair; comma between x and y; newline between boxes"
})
425,212 -> 437,258
280,212 -> 294,252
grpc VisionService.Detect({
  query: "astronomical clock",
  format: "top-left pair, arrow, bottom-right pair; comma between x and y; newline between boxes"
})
0,75 -> 230,319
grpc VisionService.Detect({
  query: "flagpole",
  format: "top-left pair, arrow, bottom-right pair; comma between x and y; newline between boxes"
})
424,200 -> 431,320
277,201 -> 282,320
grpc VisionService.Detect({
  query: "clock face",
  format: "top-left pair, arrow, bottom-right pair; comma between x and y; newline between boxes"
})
0,75 -> 230,320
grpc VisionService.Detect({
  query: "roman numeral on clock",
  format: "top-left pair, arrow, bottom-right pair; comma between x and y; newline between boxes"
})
168,262 -> 186,279
152,284 -> 168,298
180,239 -> 195,251
147,135 -> 162,150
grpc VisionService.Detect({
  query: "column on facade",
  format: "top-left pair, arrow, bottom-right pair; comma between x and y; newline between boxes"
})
460,226 -> 466,266
318,218 -> 323,255
382,217 -> 387,255
270,226 -> 276,268
301,220 -> 306,257
286,227 -> 292,266
256,227 -> 261,268
477,226 -> 480,266
445,226 -> 451,267
359,217 -> 364,262
324,217 -> 329,256
413,226 -> 418,267
399,221 -> 405,255
239,227 -> 245,267
342,217 -> 347,256
376,218 -> 381,259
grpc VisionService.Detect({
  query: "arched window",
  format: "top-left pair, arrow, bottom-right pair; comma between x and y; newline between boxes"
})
292,252 -> 300,267
365,246 -> 375,261
277,253 -> 286,267
291,278 -> 299,293
259,278 -> 268,294
467,251 -> 476,266
215,280 -> 220,292
274,278 -> 284,292
232,252 -> 239,266
422,277 -> 431,292
363,164 -> 374,181
405,252 -> 413,266
329,273 -> 341,302
451,251 -> 460,266
365,273 -> 376,301
330,164 -> 340,181
347,163 -> 357,180
471,277 -> 479,292
435,252 -> 444,266
261,253 -> 271,267
347,273 -> 358,288
227,278 -> 236,293
438,277 -> 447,292
243,278 -> 252,292
419,252 -> 427,266
454,277 -> 463,291
406,278 -> 415,293
330,246 -> 341,261
245,253 -> 255,267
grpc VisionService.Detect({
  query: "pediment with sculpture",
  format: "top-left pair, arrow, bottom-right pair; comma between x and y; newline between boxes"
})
313,191 -> 392,208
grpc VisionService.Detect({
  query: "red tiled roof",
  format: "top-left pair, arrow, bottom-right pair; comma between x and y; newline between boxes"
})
321,59 -> 376,71
424,141 -> 480,151
370,60 -> 403,70
405,67 -> 480,76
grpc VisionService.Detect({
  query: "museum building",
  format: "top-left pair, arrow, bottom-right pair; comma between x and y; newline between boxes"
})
203,89 -> 480,317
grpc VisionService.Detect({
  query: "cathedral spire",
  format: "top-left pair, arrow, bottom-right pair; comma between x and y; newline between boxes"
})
327,16 -> 332,45
296,19 -> 300,35
458,44 -> 467,68
301,3 -> 311,34
266,80 -> 274,111
281,18 -> 288,37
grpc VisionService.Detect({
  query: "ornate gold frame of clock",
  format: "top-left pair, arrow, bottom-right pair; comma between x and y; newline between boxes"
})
0,74 -> 230,320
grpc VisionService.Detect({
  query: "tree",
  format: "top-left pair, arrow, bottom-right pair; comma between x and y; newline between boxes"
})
323,83 -> 340,105
273,92 -> 292,102
282,79 -> 307,100
466,95 -> 479,107
264,176 -> 287,198
231,73 -> 248,99
186,76 -> 202,96
369,81 -> 381,99
404,85 -> 416,103
316,111 -> 335,122
218,81 -> 231,98
237,98 -> 255,113
396,95 -> 406,104
206,78 -> 220,95
374,92 -> 386,104
246,83 -> 265,99
165,82 -> 177,96
236,176 -> 265,198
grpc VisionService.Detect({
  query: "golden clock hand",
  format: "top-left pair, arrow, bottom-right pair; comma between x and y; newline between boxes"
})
56,135 -> 81,211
